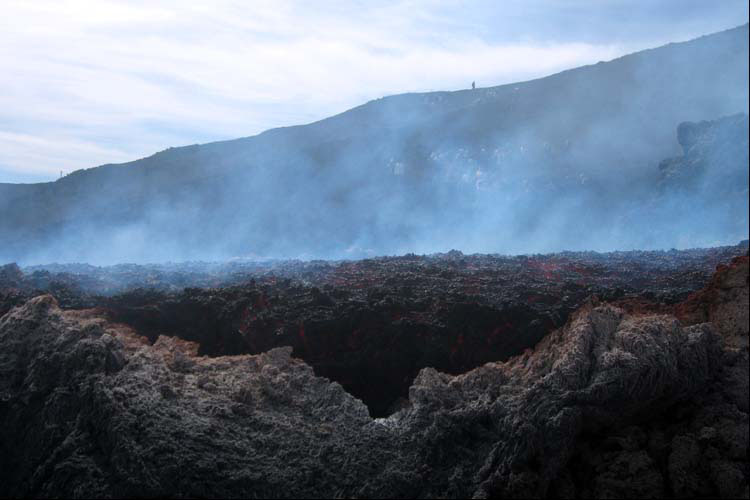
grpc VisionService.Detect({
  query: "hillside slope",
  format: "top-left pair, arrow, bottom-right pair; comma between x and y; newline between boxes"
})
1,24 -> 748,263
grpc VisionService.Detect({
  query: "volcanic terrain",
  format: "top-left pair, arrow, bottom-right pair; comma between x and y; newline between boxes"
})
1,243 -> 748,497
1,24 -> 747,263
0,21 -> 748,500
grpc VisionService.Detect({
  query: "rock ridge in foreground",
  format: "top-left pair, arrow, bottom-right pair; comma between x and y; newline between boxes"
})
0,258 -> 747,498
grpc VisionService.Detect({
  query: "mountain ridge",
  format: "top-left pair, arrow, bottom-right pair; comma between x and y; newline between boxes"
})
1,23 -> 748,263
3,23 -> 747,189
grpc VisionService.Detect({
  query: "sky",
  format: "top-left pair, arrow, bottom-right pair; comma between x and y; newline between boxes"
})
1,0 -> 747,183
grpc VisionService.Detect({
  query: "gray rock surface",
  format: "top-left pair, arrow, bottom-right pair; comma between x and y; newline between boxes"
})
0,259 -> 747,497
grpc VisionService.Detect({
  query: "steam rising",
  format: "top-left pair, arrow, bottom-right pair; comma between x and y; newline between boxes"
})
1,24 -> 748,265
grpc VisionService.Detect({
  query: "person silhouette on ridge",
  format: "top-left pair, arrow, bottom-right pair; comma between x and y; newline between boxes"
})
472,81 -> 476,90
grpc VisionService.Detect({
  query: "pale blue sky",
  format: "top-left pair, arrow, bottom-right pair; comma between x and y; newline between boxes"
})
1,0 -> 747,183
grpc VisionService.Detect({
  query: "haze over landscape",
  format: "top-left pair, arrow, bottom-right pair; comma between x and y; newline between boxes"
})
1,20 -> 748,263
1,3 -> 749,498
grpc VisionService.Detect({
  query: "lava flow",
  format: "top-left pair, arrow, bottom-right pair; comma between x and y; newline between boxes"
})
2,241 -> 746,417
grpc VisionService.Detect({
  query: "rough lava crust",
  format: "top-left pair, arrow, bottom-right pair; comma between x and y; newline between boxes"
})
0,256 -> 747,498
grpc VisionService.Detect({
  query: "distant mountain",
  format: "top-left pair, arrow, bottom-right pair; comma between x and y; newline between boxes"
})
1,24 -> 748,264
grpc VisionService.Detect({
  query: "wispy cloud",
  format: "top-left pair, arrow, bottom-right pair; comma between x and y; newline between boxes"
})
0,0 -> 746,182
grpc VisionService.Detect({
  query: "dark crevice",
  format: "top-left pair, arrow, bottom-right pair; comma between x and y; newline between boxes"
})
103,290 -> 560,417
4,244 -> 744,417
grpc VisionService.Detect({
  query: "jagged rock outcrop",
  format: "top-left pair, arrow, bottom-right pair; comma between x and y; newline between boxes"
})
1,254 -> 747,498
660,113 -> 749,195
651,113 -> 750,247
0,297 -> 390,498
675,255 -> 749,349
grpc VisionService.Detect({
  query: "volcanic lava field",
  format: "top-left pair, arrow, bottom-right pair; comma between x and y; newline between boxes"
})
3,242 -> 747,417
1,242 -> 748,497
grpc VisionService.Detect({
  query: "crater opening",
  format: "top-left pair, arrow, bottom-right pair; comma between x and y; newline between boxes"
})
51,248 -> 741,418
103,285 -> 562,417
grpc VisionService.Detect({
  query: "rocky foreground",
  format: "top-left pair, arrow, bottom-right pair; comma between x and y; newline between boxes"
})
0,254 -> 748,498
1,243 -> 747,419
